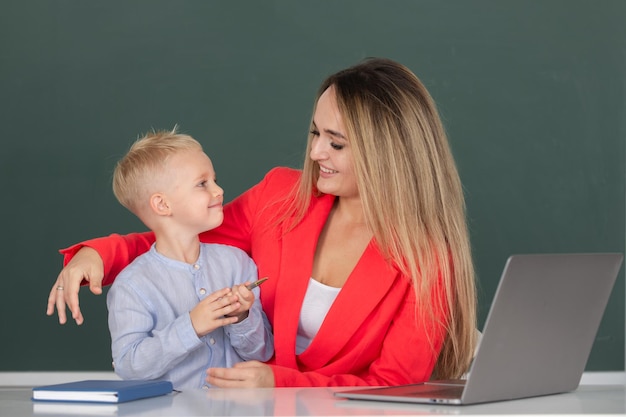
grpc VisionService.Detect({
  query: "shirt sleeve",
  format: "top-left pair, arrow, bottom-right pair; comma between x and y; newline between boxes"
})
198,170 -> 272,254
107,277 -> 203,381
223,250 -> 275,362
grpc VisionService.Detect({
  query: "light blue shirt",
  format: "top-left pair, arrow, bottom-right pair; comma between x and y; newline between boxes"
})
107,243 -> 274,390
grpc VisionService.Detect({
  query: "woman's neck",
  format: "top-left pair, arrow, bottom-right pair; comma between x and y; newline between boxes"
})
333,196 -> 367,226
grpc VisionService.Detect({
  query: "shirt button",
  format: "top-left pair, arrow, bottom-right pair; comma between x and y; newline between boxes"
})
209,338 -> 216,345
202,385 -> 209,390
199,288 -> 206,295
193,264 -> 200,270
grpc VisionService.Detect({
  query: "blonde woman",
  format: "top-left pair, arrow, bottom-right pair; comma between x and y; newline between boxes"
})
48,58 -> 477,387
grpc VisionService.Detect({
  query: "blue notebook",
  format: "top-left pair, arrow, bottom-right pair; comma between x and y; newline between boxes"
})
32,379 -> 173,403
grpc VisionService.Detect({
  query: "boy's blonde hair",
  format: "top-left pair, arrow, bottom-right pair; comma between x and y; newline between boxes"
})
112,128 -> 203,215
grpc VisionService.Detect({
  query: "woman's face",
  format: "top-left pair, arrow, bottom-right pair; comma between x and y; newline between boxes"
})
309,86 -> 359,199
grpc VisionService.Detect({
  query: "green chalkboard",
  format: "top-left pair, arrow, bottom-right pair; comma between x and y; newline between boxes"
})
1,0 -> 623,372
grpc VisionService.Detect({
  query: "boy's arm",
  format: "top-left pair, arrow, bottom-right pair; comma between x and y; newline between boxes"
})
224,257 -> 274,362
225,294 -> 274,362
108,280 -> 203,381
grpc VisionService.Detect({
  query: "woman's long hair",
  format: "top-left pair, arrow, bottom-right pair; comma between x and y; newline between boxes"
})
287,58 -> 477,379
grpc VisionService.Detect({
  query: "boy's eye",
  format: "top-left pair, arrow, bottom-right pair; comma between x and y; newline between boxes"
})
198,180 -> 207,187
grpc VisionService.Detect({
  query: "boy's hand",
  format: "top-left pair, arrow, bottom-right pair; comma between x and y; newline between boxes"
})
224,283 -> 255,322
189,288 -> 241,337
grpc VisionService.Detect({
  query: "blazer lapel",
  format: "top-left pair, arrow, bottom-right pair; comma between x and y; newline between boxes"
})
297,242 -> 398,370
272,194 -> 335,368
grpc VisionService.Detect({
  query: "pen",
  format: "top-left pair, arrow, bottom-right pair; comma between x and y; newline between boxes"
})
246,277 -> 268,290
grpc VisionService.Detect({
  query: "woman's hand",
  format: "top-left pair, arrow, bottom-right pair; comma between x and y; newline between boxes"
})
46,246 -> 104,325
206,361 -> 275,388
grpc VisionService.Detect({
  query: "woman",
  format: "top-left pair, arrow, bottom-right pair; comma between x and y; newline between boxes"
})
48,57 -> 477,387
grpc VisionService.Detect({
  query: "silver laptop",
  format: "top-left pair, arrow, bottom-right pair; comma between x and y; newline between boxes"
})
336,253 -> 623,405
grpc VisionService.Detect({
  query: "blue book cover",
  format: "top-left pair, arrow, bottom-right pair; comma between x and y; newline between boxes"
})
32,379 -> 173,403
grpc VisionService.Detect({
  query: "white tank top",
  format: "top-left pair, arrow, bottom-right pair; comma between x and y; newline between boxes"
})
295,278 -> 341,355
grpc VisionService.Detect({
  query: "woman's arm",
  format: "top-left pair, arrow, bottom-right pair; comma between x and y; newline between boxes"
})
47,167 -> 289,325
47,232 -> 154,325
46,172 -> 261,326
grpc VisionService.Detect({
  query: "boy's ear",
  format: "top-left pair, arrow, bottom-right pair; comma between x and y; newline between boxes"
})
150,193 -> 171,216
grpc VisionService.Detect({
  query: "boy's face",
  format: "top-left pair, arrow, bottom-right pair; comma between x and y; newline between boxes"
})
161,148 -> 224,234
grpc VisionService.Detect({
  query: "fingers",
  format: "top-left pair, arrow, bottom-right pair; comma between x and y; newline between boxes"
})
71,307 -> 84,326
206,367 -> 247,388
46,279 -> 69,325
215,295 -> 243,318
214,315 -> 239,328
232,360 -> 263,369
210,287 -> 235,302
234,283 -> 253,296
64,275 -> 84,325
204,288 -> 243,314
206,363 -> 274,388
47,264 -> 93,326
65,246 -> 104,324
57,292 -> 70,324
88,280 -> 103,296
231,284 -> 254,308
191,290 -> 243,336
212,298 -> 241,319
46,281 -> 61,317
46,273 -> 70,324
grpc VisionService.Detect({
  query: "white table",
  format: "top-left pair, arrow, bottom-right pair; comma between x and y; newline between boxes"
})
1,384 -> 624,416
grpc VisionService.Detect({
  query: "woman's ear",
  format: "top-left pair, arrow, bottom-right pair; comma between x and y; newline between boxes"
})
150,193 -> 171,216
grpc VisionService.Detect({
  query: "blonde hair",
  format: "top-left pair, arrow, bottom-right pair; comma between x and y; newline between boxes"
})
112,128 -> 203,215
289,58 -> 477,379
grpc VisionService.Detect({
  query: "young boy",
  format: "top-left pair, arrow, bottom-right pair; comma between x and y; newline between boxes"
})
106,128 -> 274,390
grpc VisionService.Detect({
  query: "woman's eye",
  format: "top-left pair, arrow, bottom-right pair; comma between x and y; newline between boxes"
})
310,129 -> 320,137
331,142 -> 344,150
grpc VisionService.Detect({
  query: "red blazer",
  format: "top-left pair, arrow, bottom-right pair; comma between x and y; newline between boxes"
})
63,167 -> 446,387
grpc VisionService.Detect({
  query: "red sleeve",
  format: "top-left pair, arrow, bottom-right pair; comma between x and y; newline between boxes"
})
59,167 -> 291,286
59,232 -> 155,286
197,182 -> 257,254
198,167 -> 296,255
